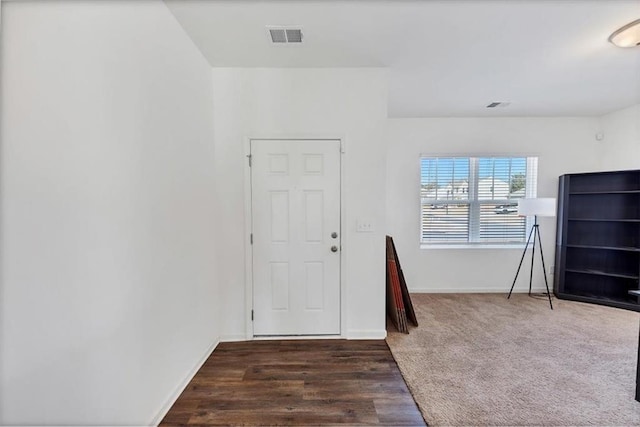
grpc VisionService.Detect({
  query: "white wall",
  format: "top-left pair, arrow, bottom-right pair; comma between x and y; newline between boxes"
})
597,103 -> 640,171
212,68 -> 388,339
0,1 -> 219,425
1,0 -> 634,422
385,117 -> 601,293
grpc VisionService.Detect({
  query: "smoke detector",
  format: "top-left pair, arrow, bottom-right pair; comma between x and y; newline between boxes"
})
486,101 -> 511,108
267,26 -> 304,44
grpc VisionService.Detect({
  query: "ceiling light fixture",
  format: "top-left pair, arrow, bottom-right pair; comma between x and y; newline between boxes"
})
608,19 -> 640,48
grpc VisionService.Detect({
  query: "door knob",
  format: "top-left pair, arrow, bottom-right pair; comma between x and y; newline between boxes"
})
331,232 -> 338,238
331,246 -> 338,252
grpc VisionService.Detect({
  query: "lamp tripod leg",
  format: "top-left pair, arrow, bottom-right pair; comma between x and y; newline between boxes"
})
535,225 -> 553,310
528,224 -> 538,296
508,223 -> 536,299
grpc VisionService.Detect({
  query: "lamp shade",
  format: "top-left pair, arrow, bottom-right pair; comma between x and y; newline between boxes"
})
518,198 -> 556,217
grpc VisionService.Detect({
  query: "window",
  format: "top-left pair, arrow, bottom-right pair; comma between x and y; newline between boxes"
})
420,156 -> 537,245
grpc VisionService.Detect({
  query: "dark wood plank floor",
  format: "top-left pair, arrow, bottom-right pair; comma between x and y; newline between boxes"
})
160,339 -> 425,426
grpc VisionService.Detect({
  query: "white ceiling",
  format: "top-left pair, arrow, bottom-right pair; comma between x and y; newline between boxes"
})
164,0 -> 640,117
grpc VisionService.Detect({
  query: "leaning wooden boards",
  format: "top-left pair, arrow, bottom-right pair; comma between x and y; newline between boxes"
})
386,236 -> 418,333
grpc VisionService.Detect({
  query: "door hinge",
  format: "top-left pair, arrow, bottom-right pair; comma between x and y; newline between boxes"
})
251,309 -> 254,321
250,233 -> 253,244
247,154 -> 252,167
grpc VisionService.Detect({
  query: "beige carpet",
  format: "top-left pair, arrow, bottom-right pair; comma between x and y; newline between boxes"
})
386,293 -> 640,426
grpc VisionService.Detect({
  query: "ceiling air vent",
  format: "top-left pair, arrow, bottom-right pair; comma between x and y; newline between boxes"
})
268,27 -> 303,44
486,102 -> 511,108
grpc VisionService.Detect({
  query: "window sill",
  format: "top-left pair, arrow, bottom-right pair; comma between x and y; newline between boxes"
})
420,243 -> 527,250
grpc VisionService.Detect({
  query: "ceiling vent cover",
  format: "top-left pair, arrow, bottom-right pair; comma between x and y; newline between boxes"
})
268,27 -> 303,44
486,101 -> 511,108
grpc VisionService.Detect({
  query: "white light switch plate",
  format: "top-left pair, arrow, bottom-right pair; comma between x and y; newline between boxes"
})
356,218 -> 375,232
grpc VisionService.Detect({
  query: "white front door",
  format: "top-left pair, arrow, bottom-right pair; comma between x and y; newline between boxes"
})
251,139 -> 341,336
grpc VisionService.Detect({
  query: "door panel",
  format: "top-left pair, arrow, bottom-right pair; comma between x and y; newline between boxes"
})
251,140 -> 341,336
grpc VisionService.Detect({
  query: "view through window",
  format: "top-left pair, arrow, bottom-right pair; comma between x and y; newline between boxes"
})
420,156 -> 538,245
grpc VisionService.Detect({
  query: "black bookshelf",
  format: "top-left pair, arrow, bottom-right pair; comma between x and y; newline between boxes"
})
554,170 -> 640,312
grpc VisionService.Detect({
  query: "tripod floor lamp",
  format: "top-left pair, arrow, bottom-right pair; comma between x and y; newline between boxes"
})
507,198 -> 556,309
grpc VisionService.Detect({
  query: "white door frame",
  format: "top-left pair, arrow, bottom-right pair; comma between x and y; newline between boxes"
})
244,136 -> 346,339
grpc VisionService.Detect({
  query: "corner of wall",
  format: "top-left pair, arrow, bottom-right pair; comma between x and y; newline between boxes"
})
346,329 -> 387,340
151,338 -> 220,426
220,334 -> 249,343
597,103 -> 640,171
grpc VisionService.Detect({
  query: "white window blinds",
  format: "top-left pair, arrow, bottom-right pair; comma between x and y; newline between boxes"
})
420,156 -> 538,245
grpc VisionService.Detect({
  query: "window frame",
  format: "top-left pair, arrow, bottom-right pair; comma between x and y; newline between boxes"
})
419,155 -> 537,249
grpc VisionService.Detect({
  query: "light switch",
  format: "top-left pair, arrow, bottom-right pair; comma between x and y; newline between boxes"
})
356,218 -> 375,232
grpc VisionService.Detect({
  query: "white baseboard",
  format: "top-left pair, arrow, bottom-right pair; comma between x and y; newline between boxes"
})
220,334 -> 249,342
346,329 -> 387,340
410,287 -> 549,293
225,332 -> 389,341
150,338 -> 219,426
253,335 -> 343,340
